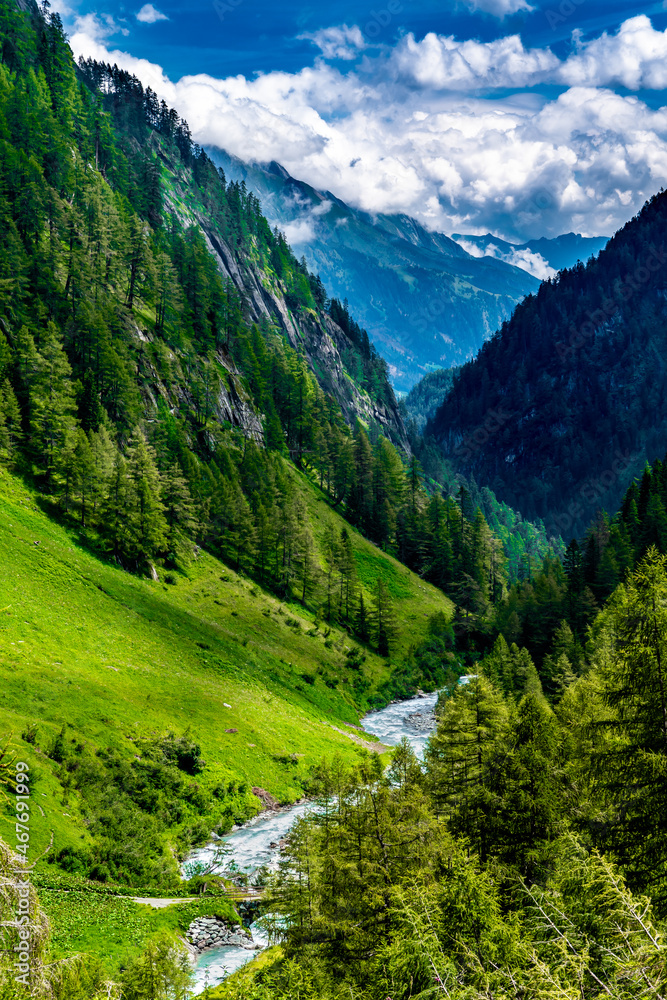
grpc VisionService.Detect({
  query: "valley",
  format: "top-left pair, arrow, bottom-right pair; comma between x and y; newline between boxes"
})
2,2 -> 667,1000
209,150 -> 539,391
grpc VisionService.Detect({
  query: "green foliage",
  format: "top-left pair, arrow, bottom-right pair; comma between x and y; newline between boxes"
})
433,187 -> 667,535
400,365 -> 456,432
120,933 -> 193,1000
589,546 -> 667,907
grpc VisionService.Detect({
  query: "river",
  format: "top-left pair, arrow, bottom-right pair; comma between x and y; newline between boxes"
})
187,690 -> 440,994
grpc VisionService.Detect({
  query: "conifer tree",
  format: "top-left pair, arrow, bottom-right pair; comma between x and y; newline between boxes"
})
72,429 -> 95,526
102,451 -> 131,559
31,321 -> 76,489
373,577 -> 397,656
425,675 -> 508,858
125,430 -> 167,563
485,692 -> 565,874
0,378 -> 22,460
593,546 -> 667,905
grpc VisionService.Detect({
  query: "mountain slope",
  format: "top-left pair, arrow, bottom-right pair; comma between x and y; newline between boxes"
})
0,460 -> 452,876
402,368 -> 458,432
208,150 -> 539,392
431,189 -> 667,536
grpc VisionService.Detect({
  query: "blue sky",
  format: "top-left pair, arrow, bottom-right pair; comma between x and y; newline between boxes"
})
62,0 -> 665,78
56,0 -> 667,241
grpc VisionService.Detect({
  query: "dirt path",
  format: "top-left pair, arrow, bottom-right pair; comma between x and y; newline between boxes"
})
327,723 -> 392,754
129,897 -> 196,908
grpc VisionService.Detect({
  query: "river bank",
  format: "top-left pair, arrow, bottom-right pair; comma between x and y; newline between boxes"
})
185,691 -> 440,994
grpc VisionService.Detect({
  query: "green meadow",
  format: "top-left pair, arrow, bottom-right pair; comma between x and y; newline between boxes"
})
0,465 -> 451,863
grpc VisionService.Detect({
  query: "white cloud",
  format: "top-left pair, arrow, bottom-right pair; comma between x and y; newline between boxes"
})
49,0 -> 76,16
68,15 -> 667,242
392,31 -> 559,90
272,196 -> 333,245
499,247 -> 556,279
455,239 -> 555,278
559,16 -> 667,90
71,12 -> 129,44
282,219 -> 316,244
300,25 -> 366,61
136,4 -> 169,24
468,0 -> 534,19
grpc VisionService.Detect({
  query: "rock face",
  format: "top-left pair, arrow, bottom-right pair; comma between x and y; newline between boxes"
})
187,916 -> 258,954
156,135 -> 409,452
200,220 -> 409,451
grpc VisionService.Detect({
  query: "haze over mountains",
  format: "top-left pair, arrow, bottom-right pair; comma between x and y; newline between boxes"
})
452,232 -> 610,281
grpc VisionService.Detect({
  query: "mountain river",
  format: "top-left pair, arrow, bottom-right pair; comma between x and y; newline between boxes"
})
187,690 -> 439,994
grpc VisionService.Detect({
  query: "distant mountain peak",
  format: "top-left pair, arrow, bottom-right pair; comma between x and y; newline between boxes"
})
452,231 -> 610,278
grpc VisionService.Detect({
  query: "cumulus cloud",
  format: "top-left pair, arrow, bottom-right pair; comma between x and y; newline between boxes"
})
70,12 -> 129,44
392,31 -> 559,90
136,4 -> 169,24
299,25 -> 366,61
559,16 -> 667,90
467,0 -> 534,18
67,15 -> 667,242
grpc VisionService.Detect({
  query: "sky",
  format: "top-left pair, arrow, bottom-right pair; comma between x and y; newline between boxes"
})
53,0 -> 667,242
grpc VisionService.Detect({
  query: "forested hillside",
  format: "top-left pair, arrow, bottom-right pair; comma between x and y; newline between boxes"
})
204,445 -> 667,1000
0,0 -> 557,614
431,190 -> 667,535
400,366 -> 456,431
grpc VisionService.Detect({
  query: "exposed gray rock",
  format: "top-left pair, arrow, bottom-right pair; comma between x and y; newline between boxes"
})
186,916 -> 259,955
405,710 -> 436,733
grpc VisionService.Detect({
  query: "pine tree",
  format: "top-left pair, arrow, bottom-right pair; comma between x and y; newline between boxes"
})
0,378 -> 22,461
125,430 -> 167,563
31,321 -> 76,489
161,463 -> 197,550
425,675 -> 508,858
374,577 -> 397,657
485,692 -> 565,874
72,429 -> 95,526
593,546 -> 667,906
102,451 -> 131,559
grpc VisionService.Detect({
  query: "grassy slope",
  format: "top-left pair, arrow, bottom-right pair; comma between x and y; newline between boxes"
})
36,889 -> 238,976
0,465 -> 451,863
0,462 -> 450,976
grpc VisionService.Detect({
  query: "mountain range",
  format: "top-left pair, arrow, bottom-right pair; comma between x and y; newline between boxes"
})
452,232 -> 610,280
208,151 -> 611,394
6,4 -> 667,999
208,150 -> 541,392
